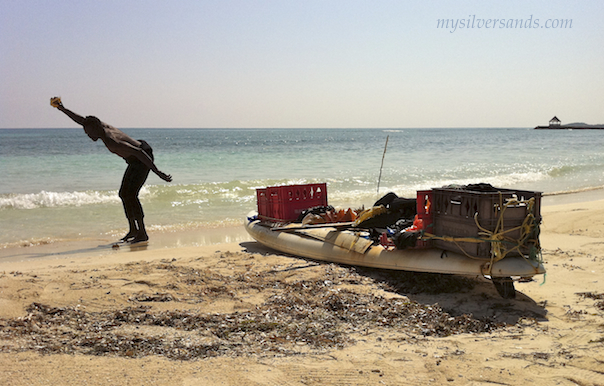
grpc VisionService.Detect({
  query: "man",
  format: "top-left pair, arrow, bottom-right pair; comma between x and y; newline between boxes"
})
51,97 -> 172,243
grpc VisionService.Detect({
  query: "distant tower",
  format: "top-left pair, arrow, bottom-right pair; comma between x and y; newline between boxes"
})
549,116 -> 561,127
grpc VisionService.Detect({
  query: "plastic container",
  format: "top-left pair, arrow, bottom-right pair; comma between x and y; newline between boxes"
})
257,183 -> 328,222
430,186 -> 541,258
256,188 -> 269,219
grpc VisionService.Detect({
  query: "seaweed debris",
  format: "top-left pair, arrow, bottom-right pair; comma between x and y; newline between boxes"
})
576,292 -> 604,311
0,259 -> 504,361
0,284 -> 501,360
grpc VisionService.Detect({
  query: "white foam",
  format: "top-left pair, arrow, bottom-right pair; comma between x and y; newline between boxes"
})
0,190 -> 121,209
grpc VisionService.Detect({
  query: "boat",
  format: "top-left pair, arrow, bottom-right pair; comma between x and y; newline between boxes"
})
244,183 -> 546,298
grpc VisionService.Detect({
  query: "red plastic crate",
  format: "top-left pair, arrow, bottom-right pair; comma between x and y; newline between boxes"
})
257,183 -> 328,221
256,188 -> 269,219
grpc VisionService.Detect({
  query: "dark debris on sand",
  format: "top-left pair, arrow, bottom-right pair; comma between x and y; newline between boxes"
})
576,291 -> 604,311
0,259 -> 505,361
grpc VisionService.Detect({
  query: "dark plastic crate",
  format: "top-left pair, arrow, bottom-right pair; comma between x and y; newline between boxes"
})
257,183 -> 327,221
430,186 -> 541,258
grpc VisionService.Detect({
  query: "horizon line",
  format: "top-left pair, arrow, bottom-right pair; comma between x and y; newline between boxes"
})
0,126 -> 534,130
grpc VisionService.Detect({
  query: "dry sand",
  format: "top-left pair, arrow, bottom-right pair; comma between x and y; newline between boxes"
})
1,195 -> 604,385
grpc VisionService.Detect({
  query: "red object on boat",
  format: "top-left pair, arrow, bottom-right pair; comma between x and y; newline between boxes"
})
257,183 -> 328,221
416,190 -> 433,226
414,190 -> 433,248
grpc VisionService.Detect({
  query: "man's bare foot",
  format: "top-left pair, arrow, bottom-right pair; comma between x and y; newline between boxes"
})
120,233 -> 137,242
129,234 -> 149,244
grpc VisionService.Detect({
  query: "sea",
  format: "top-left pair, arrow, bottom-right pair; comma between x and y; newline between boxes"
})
1,127 -> 603,249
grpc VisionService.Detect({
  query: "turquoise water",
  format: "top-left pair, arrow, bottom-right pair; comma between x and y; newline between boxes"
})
1,127 -> 603,246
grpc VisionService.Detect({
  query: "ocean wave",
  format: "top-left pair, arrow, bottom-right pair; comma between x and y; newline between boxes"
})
548,165 -> 579,177
328,171 -> 552,205
0,167 -> 594,212
548,162 -> 604,176
0,236 -> 62,249
0,179 -> 324,211
0,190 -> 122,209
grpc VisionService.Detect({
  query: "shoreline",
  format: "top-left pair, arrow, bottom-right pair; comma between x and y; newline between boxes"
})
0,225 -> 253,266
542,186 -> 604,204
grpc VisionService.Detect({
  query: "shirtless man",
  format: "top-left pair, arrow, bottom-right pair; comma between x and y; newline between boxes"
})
51,97 -> 172,243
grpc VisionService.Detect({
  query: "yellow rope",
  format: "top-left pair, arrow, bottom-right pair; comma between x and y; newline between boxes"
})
422,194 -> 541,274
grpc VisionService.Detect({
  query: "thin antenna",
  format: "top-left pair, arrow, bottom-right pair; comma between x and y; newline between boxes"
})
377,135 -> 389,195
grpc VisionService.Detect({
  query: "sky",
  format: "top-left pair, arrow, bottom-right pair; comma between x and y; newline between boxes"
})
1,0 -> 603,129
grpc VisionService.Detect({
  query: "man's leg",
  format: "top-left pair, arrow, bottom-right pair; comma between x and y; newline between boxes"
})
133,217 -> 148,243
119,162 -> 150,242
119,165 -> 138,241
130,167 -> 151,243
120,218 -> 138,242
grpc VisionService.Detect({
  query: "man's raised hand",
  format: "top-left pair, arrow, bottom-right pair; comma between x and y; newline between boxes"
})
50,97 -> 63,108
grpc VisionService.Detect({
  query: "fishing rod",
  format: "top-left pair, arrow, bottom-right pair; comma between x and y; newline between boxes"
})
376,135 -> 389,195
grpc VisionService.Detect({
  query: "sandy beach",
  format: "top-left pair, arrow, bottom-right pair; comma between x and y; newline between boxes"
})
1,192 -> 604,385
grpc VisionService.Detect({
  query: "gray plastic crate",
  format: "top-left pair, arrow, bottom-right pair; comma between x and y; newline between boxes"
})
431,186 -> 541,258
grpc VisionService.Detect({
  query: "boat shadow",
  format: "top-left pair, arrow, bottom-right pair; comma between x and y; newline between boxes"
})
240,241 -> 548,326
351,266 -> 548,325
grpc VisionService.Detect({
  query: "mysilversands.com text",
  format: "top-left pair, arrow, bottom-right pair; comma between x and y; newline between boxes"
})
438,15 -> 572,33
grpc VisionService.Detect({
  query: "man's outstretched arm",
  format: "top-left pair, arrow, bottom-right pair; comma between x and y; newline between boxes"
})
133,147 -> 173,182
105,139 -> 173,182
129,147 -> 173,182
51,97 -> 85,126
